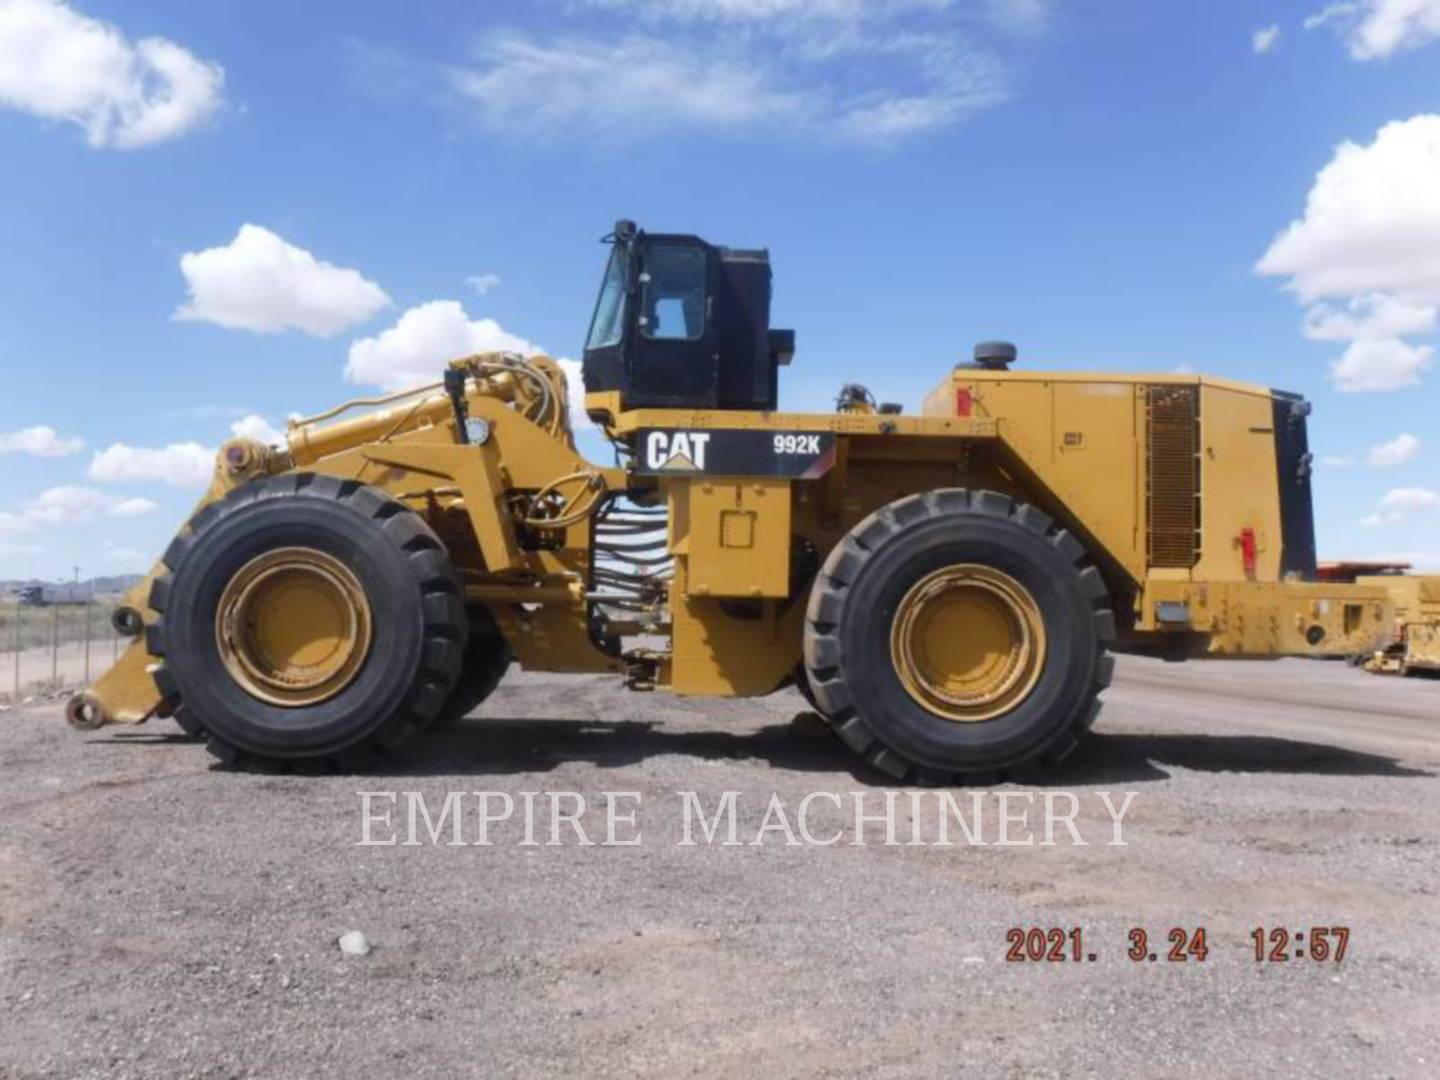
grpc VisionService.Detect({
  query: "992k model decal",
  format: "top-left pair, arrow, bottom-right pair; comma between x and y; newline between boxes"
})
635,429 -> 835,478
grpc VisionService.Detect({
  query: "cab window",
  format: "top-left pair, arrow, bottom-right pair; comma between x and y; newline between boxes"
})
585,245 -> 630,350
640,246 -> 706,341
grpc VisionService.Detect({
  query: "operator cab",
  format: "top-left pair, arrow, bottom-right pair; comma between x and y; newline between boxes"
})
582,220 -> 794,414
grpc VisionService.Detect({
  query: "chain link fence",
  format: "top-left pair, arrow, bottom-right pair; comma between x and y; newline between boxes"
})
1,596 -> 128,706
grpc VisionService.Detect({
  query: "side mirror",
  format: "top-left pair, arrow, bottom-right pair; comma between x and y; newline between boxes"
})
768,328 -> 795,366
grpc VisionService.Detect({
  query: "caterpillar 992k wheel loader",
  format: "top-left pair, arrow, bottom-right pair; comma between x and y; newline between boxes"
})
67,220 -> 1397,782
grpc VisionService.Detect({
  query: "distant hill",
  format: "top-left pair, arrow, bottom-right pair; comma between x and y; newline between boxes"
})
0,573 -> 143,597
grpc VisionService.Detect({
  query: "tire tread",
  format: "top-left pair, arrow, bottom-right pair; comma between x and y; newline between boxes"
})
803,487 -> 1113,783
148,472 -> 466,770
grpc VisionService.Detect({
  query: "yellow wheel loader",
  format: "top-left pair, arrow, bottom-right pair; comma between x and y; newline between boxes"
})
1318,563 -> 1440,677
1360,575 -> 1440,676
67,220 -> 1398,781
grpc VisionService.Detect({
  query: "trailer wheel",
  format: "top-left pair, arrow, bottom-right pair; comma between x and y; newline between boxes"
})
428,606 -> 512,729
803,489 -> 1114,782
147,473 -> 466,770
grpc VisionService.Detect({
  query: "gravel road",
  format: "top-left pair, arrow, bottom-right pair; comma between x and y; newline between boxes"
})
1,655 -> 1437,1078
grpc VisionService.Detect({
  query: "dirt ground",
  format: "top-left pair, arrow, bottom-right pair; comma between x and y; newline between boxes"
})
1,640 -> 125,701
1,655 -> 1437,1078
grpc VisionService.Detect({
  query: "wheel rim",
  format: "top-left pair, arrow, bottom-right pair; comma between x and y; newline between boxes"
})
216,547 -> 373,707
889,563 -> 1047,722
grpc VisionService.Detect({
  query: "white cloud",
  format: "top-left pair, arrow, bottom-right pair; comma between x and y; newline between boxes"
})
0,0 -> 224,148
108,496 -> 157,517
0,424 -> 84,456
229,413 -> 286,446
465,272 -> 501,296
1306,1 -> 1440,60
1360,486 -> 1439,526
1257,114 -> 1440,391
607,0 -> 1044,33
585,1 -> 949,24
1301,292 -> 1437,341
344,300 -> 593,430
175,224 -> 391,337
555,357 -> 591,434
1257,116 -> 1440,304
0,510 -> 34,535
1304,3 -> 1354,30
447,5 -> 1007,148
987,0 -> 1053,33
1253,25 -> 1282,53
21,486 -> 106,523
345,300 -> 537,391
450,34 -> 808,139
1367,431 -> 1421,466
88,441 -> 214,487
17,485 -> 157,525
1330,338 -> 1433,391
102,543 -> 146,566
584,0 -> 1053,34
1320,455 -> 1356,467
166,403 -> 249,422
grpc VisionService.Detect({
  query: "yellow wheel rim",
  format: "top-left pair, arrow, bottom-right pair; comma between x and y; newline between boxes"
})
889,564 -> 1046,723
216,547 -> 373,707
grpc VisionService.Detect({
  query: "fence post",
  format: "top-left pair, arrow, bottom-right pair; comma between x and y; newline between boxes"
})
12,598 -> 19,700
50,603 -> 59,684
84,595 -> 92,684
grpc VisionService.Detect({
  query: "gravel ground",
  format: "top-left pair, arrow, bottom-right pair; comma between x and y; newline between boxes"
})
1,655 -> 1437,1078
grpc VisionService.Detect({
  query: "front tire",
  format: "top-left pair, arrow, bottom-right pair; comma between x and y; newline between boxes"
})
428,606 -> 512,729
147,473 -> 466,769
803,489 -> 1114,783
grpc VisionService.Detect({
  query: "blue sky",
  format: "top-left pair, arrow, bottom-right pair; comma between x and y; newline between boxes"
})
2,0 -> 1439,581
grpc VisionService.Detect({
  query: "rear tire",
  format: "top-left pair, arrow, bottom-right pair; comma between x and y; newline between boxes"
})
147,473 -> 466,770
792,664 -> 820,711
803,489 -> 1114,783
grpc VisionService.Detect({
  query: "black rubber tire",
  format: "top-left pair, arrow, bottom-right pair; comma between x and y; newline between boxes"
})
428,606 -> 512,729
791,664 -> 820,711
146,473 -> 466,770
803,489 -> 1115,783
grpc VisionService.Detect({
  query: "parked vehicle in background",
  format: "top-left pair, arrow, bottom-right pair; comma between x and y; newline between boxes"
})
18,583 -> 90,607
1318,563 -> 1440,678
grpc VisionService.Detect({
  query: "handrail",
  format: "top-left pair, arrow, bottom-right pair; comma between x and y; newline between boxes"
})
289,382 -> 444,428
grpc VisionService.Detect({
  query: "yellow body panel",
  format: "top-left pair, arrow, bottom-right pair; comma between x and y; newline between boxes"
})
1403,623 -> 1440,672
601,367 -> 1391,693
921,369 -> 1290,583
1192,384 -> 1284,582
1357,575 -> 1440,674
667,554 -> 810,696
1140,579 -> 1391,656
684,480 -> 791,599
921,375 -> 1151,579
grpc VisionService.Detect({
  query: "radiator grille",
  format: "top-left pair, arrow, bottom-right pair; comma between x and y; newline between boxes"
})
1146,385 -> 1200,568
